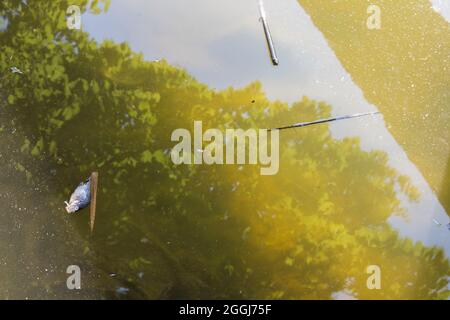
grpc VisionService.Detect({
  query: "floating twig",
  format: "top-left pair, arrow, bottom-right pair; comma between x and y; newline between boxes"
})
270,111 -> 381,131
258,0 -> 279,66
89,171 -> 98,233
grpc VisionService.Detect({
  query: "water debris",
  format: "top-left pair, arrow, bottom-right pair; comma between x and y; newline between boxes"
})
10,66 -> 23,74
432,218 -> 442,226
64,172 -> 98,233
271,111 -> 381,131
258,0 -> 279,66
432,219 -> 450,230
89,172 -> 99,233
115,287 -> 130,295
65,177 -> 91,213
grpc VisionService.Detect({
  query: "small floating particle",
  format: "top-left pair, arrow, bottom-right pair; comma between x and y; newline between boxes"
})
115,287 -> 129,295
432,218 -> 442,226
10,66 -> 23,74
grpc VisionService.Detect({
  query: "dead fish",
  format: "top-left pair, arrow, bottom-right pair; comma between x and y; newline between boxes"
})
65,177 -> 91,213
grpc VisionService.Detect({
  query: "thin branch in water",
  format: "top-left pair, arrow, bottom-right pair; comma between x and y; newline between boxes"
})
258,0 -> 279,66
270,111 -> 381,131
90,171 -> 99,233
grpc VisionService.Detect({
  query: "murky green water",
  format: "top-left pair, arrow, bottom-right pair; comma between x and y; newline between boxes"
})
0,0 -> 449,299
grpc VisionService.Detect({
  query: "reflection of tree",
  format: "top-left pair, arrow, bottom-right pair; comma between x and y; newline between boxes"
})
297,0 -> 450,215
0,0 -> 448,299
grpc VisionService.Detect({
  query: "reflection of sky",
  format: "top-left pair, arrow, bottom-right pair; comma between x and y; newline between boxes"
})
432,0 -> 450,22
82,0 -> 450,258
0,16 -> 7,31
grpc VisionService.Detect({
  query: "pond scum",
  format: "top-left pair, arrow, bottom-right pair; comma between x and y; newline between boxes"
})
0,0 -> 448,299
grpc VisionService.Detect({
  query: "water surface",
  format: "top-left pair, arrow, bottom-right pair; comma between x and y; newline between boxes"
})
0,0 -> 449,299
